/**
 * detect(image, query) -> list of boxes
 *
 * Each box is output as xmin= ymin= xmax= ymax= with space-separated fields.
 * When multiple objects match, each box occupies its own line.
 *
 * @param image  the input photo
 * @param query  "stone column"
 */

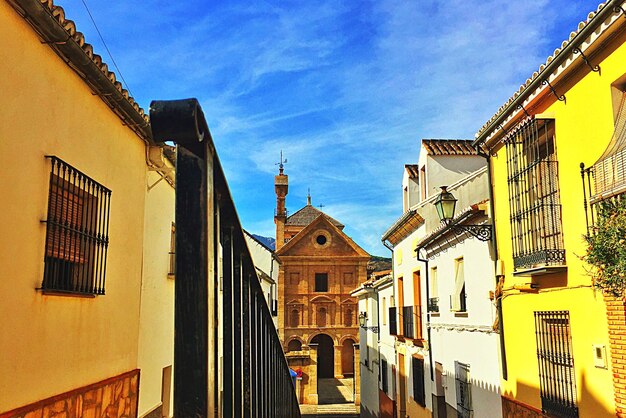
xmin=307 ymin=344 xmax=319 ymax=405
xmin=334 ymin=344 xmax=343 ymax=378
xmin=354 ymin=343 xmax=361 ymax=406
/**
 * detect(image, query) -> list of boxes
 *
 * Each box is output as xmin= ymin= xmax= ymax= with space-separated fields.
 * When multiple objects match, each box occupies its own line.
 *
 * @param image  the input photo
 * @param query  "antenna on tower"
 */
xmin=275 ymin=150 xmax=288 ymax=174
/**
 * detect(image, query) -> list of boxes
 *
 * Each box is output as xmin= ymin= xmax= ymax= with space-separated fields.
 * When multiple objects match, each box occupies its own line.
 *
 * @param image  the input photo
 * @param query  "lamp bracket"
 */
xmin=445 ymin=223 xmax=493 ymax=242
xmin=541 ymin=79 xmax=566 ymax=102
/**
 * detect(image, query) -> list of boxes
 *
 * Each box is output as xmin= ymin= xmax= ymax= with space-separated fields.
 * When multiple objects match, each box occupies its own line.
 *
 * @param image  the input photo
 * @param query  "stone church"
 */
xmin=273 ymin=164 xmax=370 ymax=404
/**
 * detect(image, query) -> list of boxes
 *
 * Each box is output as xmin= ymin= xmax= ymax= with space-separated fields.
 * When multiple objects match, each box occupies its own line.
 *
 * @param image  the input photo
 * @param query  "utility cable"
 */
xmin=79 ymin=0 xmax=134 ymax=98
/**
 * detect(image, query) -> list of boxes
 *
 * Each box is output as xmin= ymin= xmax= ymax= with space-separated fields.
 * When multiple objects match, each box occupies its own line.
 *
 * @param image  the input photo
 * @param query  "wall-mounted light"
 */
xmin=433 ymin=186 xmax=492 ymax=242
xmin=358 ymin=311 xmax=378 ymax=333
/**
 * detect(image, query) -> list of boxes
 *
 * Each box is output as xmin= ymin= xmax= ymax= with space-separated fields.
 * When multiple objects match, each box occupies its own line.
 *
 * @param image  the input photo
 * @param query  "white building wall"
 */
xmin=356 ymin=291 xmax=380 ymax=418
xmin=376 ymin=279 xmax=397 ymax=407
xmin=244 ymin=232 xmax=279 ymax=326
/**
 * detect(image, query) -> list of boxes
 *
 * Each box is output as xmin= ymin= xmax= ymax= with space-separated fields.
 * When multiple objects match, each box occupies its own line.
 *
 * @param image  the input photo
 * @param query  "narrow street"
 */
xmin=300 ymin=378 xmax=359 ymax=417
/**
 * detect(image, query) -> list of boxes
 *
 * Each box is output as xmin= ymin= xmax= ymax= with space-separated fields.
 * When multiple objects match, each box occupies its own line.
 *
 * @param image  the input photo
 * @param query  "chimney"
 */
xmin=275 ymin=168 xmax=288 ymax=250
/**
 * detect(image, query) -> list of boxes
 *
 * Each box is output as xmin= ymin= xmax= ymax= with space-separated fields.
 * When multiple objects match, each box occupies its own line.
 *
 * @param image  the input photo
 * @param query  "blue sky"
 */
xmin=58 ymin=0 xmax=599 ymax=256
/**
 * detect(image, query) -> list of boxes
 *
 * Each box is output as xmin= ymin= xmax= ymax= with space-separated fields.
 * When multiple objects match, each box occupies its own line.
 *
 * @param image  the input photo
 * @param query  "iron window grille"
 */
xmin=41 ymin=156 xmax=111 ymax=295
xmin=389 ymin=307 xmax=398 ymax=335
xmin=505 ymin=118 xmax=565 ymax=270
xmin=315 ymin=272 xmax=328 ymax=292
xmin=412 ymin=356 xmax=426 ymax=407
xmin=168 ymin=222 xmax=176 ymax=276
xmin=455 ymin=361 xmax=472 ymax=418
xmin=534 ymin=311 xmax=579 ymax=418
xmin=402 ymin=306 xmax=415 ymax=338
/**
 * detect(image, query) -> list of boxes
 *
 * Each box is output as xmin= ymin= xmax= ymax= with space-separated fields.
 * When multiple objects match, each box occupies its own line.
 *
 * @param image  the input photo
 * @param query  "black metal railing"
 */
xmin=389 ymin=307 xmax=398 ymax=335
xmin=41 ymin=156 xmax=111 ymax=295
xmin=428 ymin=297 xmax=439 ymax=313
xmin=505 ymin=119 xmax=566 ymax=270
xmin=455 ymin=361 xmax=472 ymax=418
xmin=151 ymin=99 xmax=300 ymax=417
xmin=534 ymin=311 xmax=578 ymax=418
xmin=168 ymin=222 xmax=176 ymax=276
xmin=402 ymin=306 xmax=414 ymax=339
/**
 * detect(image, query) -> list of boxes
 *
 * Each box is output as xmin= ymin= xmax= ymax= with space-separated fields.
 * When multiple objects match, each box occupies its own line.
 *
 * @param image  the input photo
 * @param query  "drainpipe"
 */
xmin=415 ymin=248 xmax=434 ymax=382
xmin=476 ymin=148 xmax=508 ymax=380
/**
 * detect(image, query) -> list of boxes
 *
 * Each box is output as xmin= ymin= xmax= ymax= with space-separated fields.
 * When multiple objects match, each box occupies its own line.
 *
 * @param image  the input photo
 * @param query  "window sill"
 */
xmin=513 ymin=265 xmax=567 ymax=277
xmin=453 ymin=311 xmax=468 ymax=318
xmin=429 ymin=312 xmax=440 ymax=317
xmin=39 ymin=289 xmax=98 ymax=298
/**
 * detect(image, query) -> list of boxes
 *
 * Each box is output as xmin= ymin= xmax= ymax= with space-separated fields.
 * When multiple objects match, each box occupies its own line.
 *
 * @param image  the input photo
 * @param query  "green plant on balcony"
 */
xmin=584 ymin=198 xmax=626 ymax=297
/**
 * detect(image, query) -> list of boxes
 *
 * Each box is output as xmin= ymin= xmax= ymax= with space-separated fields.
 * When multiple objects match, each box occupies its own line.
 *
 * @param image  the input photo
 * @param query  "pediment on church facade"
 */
xmin=310 ymin=295 xmax=335 ymax=303
xmin=276 ymin=214 xmax=370 ymax=258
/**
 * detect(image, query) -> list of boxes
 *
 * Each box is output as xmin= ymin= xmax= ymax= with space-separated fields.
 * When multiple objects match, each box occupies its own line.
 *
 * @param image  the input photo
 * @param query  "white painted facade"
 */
xmin=244 ymin=231 xmax=279 ymax=327
xmin=352 ymin=284 xmax=380 ymax=418
xmin=375 ymin=276 xmax=397 ymax=416
xmin=383 ymin=140 xmax=502 ymax=418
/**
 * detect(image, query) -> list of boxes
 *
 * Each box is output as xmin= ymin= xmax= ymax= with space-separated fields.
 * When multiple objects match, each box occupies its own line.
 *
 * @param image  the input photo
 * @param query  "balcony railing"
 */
xmin=389 ymin=307 xmax=398 ymax=335
xmin=151 ymin=99 xmax=300 ymax=417
xmin=428 ymin=297 xmax=439 ymax=313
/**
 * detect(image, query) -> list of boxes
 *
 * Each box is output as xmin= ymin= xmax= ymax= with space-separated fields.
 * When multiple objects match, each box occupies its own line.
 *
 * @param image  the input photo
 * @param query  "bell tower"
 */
xmin=274 ymin=152 xmax=288 ymax=250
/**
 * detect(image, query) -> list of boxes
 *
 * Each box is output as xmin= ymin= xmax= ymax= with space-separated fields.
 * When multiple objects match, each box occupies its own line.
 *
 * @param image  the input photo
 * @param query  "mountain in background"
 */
xmin=251 ymin=234 xmax=276 ymax=251
xmin=368 ymin=255 xmax=392 ymax=273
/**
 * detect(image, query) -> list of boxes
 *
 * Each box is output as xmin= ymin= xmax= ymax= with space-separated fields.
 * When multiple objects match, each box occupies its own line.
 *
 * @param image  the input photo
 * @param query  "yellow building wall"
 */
xmin=137 ymin=169 xmax=175 ymax=417
xmin=0 ymin=1 xmax=147 ymax=412
xmin=489 ymin=29 xmax=626 ymax=417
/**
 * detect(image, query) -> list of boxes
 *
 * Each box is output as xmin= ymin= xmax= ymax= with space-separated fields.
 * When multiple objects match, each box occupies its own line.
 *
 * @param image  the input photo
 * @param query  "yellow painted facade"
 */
xmin=485 ymin=15 xmax=626 ymax=418
xmin=0 ymin=1 xmax=175 ymax=416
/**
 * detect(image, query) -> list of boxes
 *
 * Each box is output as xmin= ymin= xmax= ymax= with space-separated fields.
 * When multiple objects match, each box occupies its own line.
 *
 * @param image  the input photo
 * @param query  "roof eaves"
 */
xmin=9 ymin=0 xmax=152 ymax=142
xmin=473 ymin=0 xmax=615 ymax=147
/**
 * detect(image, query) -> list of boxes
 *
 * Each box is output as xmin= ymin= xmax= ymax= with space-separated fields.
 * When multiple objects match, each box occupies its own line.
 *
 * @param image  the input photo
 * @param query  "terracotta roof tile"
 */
xmin=405 ymin=164 xmax=420 ymax=178
xmin=19 ymin=0 xmax=150 ymax=132
xmin=286 ymin=205 xmax=344 ymax=228
xmin=422 ymin=139 xmax=477 ymax=156
xmin=475 ymin=1 xmax=610 ymax=140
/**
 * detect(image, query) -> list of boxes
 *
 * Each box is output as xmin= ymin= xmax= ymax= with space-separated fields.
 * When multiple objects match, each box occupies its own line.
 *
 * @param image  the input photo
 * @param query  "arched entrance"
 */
xmin=311 ymin=334 xmax=334 ymax=378
xmin=341 ymin=338 xmax=355 ymax=376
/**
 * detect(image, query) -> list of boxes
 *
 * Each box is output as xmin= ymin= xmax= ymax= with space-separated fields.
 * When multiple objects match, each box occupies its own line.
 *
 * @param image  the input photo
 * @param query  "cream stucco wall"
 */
xmin=0 ymin=1 xmax=148 ymax=411
xmin=355 ymin=289 xmax=380 ymax=418
xmin=137 ymin=168 xmax=175 ymax=417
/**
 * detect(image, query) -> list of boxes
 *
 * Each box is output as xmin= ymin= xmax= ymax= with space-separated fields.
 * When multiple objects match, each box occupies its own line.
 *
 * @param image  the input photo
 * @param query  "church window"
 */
xmin=316 ymin=234 xmax=327 ymax=245
xmin=315 ymin=273 xmax=328 ymax=292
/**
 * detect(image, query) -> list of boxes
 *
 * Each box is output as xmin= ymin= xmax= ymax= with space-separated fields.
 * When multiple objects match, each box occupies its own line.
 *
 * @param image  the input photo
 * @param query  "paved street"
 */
xmin=300 ymin=378 xmax=359 ymax=417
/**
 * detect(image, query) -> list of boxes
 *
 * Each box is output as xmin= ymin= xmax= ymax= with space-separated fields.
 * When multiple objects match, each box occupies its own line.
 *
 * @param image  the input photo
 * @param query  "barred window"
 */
xmin=535 ymin=311 xmax=578 ymax=418
xmin=412 ymin=356 xmax=426 ymax=407
xmin=42 ymin=156 xmax=111 ymax=295
xmin=455 ymin=361 xmax=472 ymax=418
xmin=505 ymin=118 xmax=565 ymax=270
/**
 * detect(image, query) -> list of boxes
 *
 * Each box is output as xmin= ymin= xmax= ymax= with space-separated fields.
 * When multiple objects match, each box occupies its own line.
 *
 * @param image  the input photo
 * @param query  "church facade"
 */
xmin=273 ymin=165 xmax=370 ymax=404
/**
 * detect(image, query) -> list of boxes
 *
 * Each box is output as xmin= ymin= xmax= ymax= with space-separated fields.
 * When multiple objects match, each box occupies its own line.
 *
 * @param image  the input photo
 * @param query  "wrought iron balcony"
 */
xmin=428 ymin=297 xmax=440 ymax=313
xmin=151 ymin=99 xmax=300 ymax=417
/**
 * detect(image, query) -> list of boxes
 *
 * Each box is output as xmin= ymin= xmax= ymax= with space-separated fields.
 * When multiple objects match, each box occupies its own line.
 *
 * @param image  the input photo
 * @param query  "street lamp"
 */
xmin=358 ymin=311 xmax=378 ymax=333
xmin=432 ymin=186 xmax=492 ymax=242
xmin=433 ymin=186 xmax=457 ymax=224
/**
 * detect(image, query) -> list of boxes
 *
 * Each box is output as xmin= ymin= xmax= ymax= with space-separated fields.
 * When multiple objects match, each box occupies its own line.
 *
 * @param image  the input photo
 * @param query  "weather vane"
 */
xmin=275 ymin=150 xmax=287 ymax=174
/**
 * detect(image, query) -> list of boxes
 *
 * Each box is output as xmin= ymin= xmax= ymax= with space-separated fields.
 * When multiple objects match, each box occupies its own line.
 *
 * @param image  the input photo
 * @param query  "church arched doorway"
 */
xmin=311 ymin=334 xmax=334 ymax=378
xmin=341 ymin=338 xmax=355 ymax=376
